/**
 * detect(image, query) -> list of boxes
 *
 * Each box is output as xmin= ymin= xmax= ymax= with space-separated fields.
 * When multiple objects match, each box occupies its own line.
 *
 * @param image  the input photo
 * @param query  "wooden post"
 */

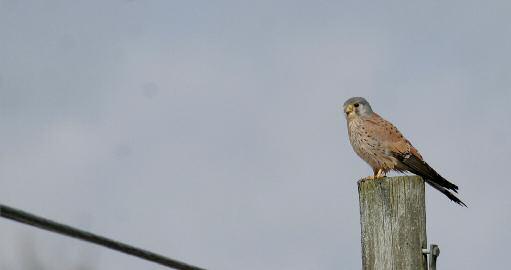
xmin=358 ymin=176 xmax=428 ymax=270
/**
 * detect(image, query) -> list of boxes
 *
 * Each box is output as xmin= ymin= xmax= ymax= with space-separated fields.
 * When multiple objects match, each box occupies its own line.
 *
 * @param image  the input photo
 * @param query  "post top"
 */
xmin=357 ymin=175 xmax=423 ymax=186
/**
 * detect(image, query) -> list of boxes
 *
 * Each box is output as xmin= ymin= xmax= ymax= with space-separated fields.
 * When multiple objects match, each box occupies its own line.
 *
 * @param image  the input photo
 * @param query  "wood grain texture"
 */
xmin=358 ymin=176 xmax=427 ymax=270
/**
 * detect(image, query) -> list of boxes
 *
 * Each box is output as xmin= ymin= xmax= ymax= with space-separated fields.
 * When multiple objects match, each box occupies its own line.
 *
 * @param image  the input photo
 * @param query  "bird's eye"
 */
xmin=354 ymin=103 xmax=360 ymax=108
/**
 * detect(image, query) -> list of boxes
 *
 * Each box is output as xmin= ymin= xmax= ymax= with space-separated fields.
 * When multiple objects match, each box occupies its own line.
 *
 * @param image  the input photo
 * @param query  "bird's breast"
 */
xmin=347 ymin=118 xmax=396 ymax=170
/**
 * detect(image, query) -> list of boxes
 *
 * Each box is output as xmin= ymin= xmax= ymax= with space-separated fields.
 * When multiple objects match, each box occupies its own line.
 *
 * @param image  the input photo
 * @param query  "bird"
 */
xmin=342 ymin=97 xmax=466 ymax=206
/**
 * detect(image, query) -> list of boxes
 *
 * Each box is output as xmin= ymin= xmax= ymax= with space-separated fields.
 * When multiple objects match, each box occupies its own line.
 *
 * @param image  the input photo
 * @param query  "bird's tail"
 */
xmin=424 ymin=179 xmax=467 ymax=207
xmin=394 ymin=153 xmax=467 ymax=207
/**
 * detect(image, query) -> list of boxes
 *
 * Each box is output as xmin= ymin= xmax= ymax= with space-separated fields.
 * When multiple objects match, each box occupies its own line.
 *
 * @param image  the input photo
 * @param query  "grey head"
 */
xmin=343 ymin=97 xmax=373 ymax=118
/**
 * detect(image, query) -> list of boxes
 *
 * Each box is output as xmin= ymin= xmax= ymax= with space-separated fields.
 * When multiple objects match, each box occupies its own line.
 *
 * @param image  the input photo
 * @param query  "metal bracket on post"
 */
xmin=422 ymin=244 xmax=440 ymax=270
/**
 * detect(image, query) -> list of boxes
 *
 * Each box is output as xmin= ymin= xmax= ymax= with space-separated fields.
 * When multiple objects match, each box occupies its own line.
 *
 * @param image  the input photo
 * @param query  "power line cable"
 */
xmin=0 ymin=204 xmax=207 ymax=270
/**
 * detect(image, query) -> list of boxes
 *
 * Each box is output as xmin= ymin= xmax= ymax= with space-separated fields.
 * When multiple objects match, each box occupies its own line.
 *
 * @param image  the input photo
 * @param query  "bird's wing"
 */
xmin=365 ymin=113 xmax=462 ymax=195
xmin=392 ymin=151 xmax=459 ymax=192
xmin=364 ymin=113 xmax=422 ymax=158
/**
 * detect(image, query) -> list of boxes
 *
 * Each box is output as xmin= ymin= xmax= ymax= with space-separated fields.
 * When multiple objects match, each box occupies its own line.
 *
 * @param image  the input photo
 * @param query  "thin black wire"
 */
xmin=0 ymin=204 xmax=207 ymax=270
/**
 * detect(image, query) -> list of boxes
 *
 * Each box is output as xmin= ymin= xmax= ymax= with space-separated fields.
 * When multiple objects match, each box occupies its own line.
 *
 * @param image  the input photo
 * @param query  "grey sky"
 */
xmin=1 ymin=1 xmax=510 ymax=269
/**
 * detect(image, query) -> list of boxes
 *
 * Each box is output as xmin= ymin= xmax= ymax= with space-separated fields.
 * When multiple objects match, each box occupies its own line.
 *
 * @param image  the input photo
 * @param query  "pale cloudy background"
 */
xmin=0 ymin=1 xmax=510 ymax=269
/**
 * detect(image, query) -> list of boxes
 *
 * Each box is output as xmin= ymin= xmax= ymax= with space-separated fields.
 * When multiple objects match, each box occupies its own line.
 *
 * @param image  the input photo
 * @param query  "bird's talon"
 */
xmin=374 ymin=169 xmax=386 ymax=179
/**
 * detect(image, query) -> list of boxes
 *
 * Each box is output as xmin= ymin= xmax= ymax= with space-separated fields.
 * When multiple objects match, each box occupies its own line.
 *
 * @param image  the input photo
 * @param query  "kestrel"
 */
xmin=342 ymin=97 xmax=466 ymax=206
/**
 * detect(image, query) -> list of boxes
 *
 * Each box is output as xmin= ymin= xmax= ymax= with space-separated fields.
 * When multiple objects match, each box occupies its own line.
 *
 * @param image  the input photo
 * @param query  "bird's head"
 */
xmin=342 ymin=97 xmax=373 ymax=119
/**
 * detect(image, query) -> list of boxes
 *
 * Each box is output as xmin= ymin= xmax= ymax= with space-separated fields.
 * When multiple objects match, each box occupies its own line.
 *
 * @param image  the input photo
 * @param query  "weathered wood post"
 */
xmin=358 ymin=175 xmax=428 ymax=270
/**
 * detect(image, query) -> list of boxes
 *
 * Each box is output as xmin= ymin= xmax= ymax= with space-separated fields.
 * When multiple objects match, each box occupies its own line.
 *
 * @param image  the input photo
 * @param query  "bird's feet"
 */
xmin=362 ymin=169 xmax=386 ymax=180
xmin=362 ymin=175 xmax=377 ymax=180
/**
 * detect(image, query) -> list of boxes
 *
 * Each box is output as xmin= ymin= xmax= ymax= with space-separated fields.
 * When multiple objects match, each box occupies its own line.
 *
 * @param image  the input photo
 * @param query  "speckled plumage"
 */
xmin=348 ymin=114 xmax=406 ymax=175
xmin=342 ymin=97 xmax=466 ymax=206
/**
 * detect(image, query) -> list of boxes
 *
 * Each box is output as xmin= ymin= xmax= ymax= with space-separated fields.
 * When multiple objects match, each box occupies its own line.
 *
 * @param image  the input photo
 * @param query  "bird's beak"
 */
xmin=345 ymin=104 xmax=354 ymax=115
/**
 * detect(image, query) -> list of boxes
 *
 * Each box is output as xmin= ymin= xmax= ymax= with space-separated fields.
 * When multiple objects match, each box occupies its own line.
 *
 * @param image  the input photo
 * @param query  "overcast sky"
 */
xmin=1 ymin=1 xmax=510 ymax=269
